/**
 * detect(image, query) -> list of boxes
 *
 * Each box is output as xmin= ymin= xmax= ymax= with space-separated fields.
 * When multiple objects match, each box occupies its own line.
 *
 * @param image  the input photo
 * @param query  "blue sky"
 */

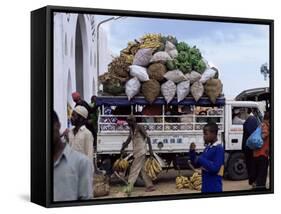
xmin=97 ymin=15 xmax=270 ymax=99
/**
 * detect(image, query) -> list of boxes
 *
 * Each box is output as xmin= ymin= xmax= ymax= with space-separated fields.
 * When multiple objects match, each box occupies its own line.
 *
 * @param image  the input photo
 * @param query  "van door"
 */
xmin=225 ymin=104 xmax=262 ymax=151
xmin=225 ymin=105 xmax=245 ymax=151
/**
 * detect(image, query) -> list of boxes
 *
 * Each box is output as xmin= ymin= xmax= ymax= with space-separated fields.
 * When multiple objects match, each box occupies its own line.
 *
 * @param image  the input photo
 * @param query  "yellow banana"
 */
xmin=176 ymin=175 xmax=191 ymax=190
xmin=113 ymin=158 xmax=129 ymax=172
xmin=145 ymin=158 xmax=151 ymax=173
xmin=193 ymin=180 xmax=201 ymax=187
xmin=149 ymin=165 xmax=156 ymax=180
xmin=124 ymin=161 xmax=129 ymax=170
xmin=121 ymin=159 xmax=129 ymax=171
xmin=154 ymin=160 xmax=162 ymax=173
xmin=147 ymin=169 xmax=152 ymax=178
xmin=120 ymin=160 xmax=125 ymax=170
xmin=118 ymin=160 xmax=122 ymax=168
xmin=190 ymin=183 xmax=194 ymax=189
xmin=194 ymin=185 xmax=201 ymax=191
xmin=176 ymin=183 xmax=184 ymax=189
xmin=151 ymin=160 xmax=160 ymax=174
xmin=183 ymin=177 xmax=189 ymax=183
xmin=113 ymin=159 xmax=120 ymax=170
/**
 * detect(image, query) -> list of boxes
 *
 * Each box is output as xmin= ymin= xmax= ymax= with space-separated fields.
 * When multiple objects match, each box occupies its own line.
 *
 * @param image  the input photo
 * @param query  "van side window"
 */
xmin=232 ymin=107 xmax=246 ymax=125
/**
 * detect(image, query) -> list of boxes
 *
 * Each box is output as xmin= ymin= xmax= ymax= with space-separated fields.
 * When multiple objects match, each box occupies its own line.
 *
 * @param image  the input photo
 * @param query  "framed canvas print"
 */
xmin=31 ymin=5 xmax=274 ymax=207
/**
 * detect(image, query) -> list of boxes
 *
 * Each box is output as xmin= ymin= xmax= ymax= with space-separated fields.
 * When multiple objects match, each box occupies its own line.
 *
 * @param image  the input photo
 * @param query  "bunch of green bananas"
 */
xmin=145 ymin=157 xmax=162 ymax=180
xmin=175 ymin=175 xmax=190 ymax=189
xmin=140 ymin=33 xmax=162 ymax=50
xmin=113 ymin=158 xmax=129 ymax=172
xmin=189 ymin=172 xmax=202 ymax=191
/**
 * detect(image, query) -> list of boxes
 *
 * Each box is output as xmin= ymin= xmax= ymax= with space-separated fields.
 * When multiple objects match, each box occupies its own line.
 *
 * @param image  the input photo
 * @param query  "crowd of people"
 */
xmin=53 ymin=92 xmax=98 ymax=201
xmin=53 ymin=92 xmax=271 ymax=201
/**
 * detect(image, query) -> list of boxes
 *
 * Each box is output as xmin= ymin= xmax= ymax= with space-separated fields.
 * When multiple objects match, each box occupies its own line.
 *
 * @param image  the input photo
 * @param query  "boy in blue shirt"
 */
xmin=189 ymin=122 xmax=224 ymax=193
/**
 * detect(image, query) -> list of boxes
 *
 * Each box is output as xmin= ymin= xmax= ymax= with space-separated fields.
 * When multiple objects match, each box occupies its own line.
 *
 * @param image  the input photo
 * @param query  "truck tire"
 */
xmin=226 ymin=152 xmax=248 ymax=180
xmin=101 ymin=158 xmax=113 ymax=175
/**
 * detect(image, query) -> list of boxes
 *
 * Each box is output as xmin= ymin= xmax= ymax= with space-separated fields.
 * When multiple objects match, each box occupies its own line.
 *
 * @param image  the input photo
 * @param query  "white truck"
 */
xmin=95 ymin=95 xmax=263 ymax=180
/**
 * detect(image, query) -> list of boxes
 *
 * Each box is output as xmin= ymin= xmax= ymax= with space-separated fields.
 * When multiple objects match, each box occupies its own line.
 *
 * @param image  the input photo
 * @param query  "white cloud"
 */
xmin=186 ymin=28 xmax=269 ymax=98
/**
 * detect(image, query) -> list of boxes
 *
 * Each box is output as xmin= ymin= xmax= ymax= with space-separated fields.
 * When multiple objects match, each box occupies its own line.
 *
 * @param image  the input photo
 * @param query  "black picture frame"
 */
xmin=31 ymin=5 xmax=274 ymax=208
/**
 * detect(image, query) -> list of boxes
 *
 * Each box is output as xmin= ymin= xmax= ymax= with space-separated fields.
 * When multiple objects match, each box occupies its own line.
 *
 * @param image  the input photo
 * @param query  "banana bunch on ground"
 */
xmin=113 ymin=158 xmax=129 ymax=172
xmin=189 ymin=172 xmax=202 ymax=191
xmin=139 ymin=33 xmax=162 ymax=50
xmin=176 ymin=175 xmax=190 ymax=189
xmin=145 ymin=157 xmax=162 ymax=180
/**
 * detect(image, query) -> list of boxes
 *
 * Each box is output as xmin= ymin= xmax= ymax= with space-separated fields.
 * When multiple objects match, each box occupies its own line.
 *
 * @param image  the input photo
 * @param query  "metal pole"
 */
xmin=96 ymin=16 xmax=123 ymax=94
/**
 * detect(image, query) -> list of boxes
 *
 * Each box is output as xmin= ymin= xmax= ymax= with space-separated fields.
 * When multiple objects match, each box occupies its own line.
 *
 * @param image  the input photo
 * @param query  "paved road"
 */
xmin=96 ymin=169 xmax=269 ymax=199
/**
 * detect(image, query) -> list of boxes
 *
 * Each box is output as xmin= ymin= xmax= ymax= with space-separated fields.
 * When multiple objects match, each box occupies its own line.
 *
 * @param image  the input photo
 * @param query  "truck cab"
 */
xmin=223 ymin=100 xmax=263 ymax=180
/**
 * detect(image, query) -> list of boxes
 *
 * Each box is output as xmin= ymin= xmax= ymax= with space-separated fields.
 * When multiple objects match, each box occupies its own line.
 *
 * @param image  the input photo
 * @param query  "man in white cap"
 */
xmin=68 ymin=106 xmax=94 ymax=164
xmin=232 ymin=108 xmax=245 ymax=125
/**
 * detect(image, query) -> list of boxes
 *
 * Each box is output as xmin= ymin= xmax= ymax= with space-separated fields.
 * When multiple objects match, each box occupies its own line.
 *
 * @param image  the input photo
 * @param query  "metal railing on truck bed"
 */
xmin=96 ymin=96 xmax=225 ymax=133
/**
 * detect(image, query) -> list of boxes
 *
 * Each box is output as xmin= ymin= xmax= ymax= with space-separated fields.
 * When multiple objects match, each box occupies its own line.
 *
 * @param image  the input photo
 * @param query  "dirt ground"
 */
xmin=96 ymin=169 xmax=270 ymax=199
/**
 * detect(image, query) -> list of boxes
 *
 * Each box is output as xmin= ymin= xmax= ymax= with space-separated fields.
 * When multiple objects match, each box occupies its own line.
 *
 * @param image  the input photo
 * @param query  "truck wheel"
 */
xmin=101 ymin=158 xmax=113 ymax=175
xmin=227 ymin=152 xmax=248 ymax=180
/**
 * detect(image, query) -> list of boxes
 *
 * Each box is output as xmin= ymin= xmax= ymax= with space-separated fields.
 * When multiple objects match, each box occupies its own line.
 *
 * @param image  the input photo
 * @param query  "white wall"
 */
xmin=53 ymin=13 xmax=110 ymax=130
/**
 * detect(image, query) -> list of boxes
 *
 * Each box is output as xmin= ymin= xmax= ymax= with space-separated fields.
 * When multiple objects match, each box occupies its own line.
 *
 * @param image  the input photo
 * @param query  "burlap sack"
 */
xmin=102 ymin=78 xmax=125 ymax=95
xmin=93 ymin=175 xmax=110 ymax=197
xmin=133 ymin=48 xmax=153 ymax=67
xmin=168 ymin=49 xmax=178 ymax=59
xmin=164 ymin=69 xmax=187 ymax=83
xmin=150 ymin=51 xmax=172 ymax=63
xmin=161 ymin=80 xmax=177 ymax=103
xmin=199 ymin=68 xmax=217 ymax=84
xmin=189 ymin=71 xmax=202 ymax=84
xmin=147 ymin=63 xmax=167 ymax=81
xmin=125 ymin=77 xmax=141 ymax=100
xmin=142 ymin=79 xmax=161 ymax=104
xmin=204 ymin=79 xmax=223 ymax=104
xmin=177 ymin=80 xmax=190 ymax=102
xmin=129 ymin=65 xmax=149 ymax=82
xmin=191 ymin=81 xmax=204 ymax=102
xmin=165 ymin=41 xmax=176 ymax=52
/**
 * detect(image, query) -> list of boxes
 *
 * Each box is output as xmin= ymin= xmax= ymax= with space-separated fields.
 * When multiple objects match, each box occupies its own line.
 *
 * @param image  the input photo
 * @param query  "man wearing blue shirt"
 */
xmin=53 ymin=111 xmax=93 ymax=201
xmin=189 ymin=122 xmax=224 ymax=193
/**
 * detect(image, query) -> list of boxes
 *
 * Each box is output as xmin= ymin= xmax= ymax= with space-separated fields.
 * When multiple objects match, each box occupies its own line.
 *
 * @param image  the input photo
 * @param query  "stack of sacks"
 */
xmin=99 ymin=33 xmax=222 ymax=104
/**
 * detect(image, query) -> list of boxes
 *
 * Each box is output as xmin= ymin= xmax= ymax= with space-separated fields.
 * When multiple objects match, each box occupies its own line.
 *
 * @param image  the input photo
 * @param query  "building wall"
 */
xmin=53 ymin=12 xmax=111 ymax=131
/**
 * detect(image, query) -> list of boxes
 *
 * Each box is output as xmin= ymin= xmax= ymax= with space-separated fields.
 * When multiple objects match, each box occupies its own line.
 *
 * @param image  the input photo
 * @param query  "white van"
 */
xmin=95 ymin=96 xmax=263 ymax=180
